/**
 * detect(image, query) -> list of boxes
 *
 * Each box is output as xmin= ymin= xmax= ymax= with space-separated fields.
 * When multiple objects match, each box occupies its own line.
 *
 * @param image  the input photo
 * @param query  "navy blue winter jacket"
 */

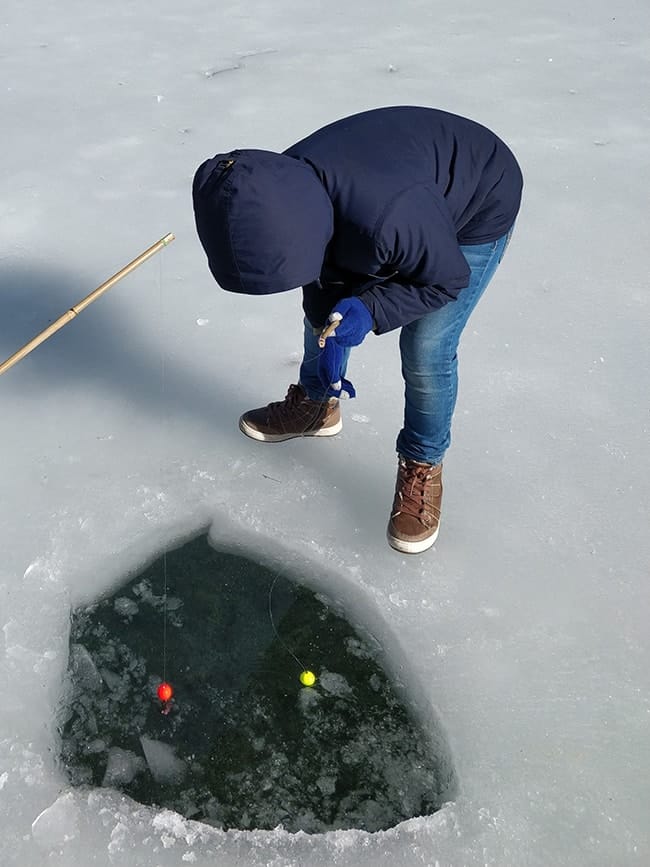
xmin=193 ymin=106 xmax=522 ymax=334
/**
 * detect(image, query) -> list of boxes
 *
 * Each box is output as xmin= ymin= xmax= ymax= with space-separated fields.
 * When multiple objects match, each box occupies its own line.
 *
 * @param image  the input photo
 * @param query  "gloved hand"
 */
xmin=317 ymin=297 xmax=374 ymax=398
xmin=323 ymin=296 xmax=374 ymax=346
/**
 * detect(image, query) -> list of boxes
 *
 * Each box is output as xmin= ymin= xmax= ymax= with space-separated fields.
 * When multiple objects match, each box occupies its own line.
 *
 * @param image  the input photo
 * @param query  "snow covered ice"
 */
xmin=1 ymin=0 xmax=649 ymax=865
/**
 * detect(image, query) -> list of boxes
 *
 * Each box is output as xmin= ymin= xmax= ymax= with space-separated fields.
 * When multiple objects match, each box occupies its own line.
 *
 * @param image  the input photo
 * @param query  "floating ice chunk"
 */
xmin=319 ymin=671 xmax=353 ymax=698
xmin=100 ymin=667 xmax=126 ymax=694
xmin=102 ymin=747 xmax=145 ymax=787
xmin=31 ymin=792 xmax=79 ymax=848
xmin=131 ymin=580 xmax=182 ymax=614
xmin=140 ymin=736 xmax=187 ymax=784
xmin=114 ymin=597 xmax=139 ymax=619
xmin=69 ymin=643 xmax=103 ymax=691
xmin=298 ymin=686 xmax=321 ymax=712
xmin=317 ymin=775 xmax=337 ymax=795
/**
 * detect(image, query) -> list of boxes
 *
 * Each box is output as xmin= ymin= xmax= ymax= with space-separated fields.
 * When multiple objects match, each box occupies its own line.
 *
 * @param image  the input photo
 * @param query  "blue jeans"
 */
xmin=300 ymin=229 xmax=513 ymax=464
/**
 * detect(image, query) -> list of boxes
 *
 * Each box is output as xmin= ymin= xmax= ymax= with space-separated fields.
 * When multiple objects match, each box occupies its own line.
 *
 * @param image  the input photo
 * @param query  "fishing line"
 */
xmin=286 ymin=338 xmax=348 ymax=439
xmin=267 ymin=572 xmax=321 ymax=691
xmin=267 ymin=573 xmax=305 ymax=669
xmin=157 ymin=255 xmax=172 ymax=707
xmin=262 ymin=335 xmax=345 ymax=672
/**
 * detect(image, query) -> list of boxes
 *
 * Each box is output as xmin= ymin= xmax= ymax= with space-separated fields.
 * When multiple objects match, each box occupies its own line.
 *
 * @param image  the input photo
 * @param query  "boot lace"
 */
xmin=266 ymin=384 xmax=327 ymax=430
xmin=392 ymin=459 xmax=441 ymax=527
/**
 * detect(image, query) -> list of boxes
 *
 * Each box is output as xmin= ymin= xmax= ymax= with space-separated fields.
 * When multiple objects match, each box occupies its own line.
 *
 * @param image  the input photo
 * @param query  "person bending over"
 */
xmin=193 ymin=106 xmax=523 ymax=554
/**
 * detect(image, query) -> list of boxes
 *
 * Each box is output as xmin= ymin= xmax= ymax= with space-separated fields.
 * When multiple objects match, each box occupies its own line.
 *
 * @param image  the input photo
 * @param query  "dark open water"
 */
xmin=60 ymin=535 xmax=447 ymax=833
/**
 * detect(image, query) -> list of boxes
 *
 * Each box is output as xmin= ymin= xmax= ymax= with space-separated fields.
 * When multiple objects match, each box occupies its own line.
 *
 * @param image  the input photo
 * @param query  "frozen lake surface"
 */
xmin=1 ymin=0 xmax=648 ymax=864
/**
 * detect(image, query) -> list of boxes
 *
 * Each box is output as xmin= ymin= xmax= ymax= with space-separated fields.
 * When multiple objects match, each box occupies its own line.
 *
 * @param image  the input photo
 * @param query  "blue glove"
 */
xmin=318 ymin=338 xmax=355 ymax=398
xmin=317 ymin=297 xmax=373 ymax=398
xmin=325 ymin=296 xmax=374 ymax=346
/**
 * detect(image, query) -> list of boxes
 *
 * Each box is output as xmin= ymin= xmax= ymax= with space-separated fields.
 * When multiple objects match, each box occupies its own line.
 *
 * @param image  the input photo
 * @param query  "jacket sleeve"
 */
xmin=358 ymin=184 xmax=471 ymax=334
xmin=360 ymin=277 xmax=466 ymax=334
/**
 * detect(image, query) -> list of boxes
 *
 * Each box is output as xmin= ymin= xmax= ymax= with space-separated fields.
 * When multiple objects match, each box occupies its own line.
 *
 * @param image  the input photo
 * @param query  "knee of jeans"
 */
xmin=401 ymin=326 xmax=458 ymax=359
xmin=401 ymin=350 xmax=458 ymax=380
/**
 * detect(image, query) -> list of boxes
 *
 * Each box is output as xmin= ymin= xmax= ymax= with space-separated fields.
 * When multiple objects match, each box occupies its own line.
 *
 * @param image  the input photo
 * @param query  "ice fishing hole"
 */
xmin=59 ymin=534 xmax=454 ymax=833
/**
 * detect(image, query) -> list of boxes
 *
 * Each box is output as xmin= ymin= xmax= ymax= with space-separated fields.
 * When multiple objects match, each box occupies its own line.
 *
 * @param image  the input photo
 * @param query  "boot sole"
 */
xmin=386 ymin=526 xmax=439 ymax=554
xmin=239 ymin=416 xmax=343 ymax=442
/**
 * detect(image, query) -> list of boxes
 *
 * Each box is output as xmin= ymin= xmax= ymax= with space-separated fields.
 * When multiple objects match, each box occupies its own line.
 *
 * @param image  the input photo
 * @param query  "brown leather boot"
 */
xmin=387 ymin=457 xmax=442 ymax=553
xmin=239 ymin=384 xmax=342 ymax=442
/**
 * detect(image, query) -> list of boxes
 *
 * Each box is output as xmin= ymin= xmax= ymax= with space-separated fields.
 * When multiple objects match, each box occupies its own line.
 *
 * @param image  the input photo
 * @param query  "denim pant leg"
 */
xmin=396 ymin=231 xmax=512 ymax=464
xmin=299 ymin=318 xmax=351 ymax=400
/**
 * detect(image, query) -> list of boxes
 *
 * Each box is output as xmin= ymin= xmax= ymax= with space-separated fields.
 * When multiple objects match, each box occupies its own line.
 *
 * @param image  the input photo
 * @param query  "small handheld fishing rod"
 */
xmin=0 ymin=233 xmax=175 ymax=377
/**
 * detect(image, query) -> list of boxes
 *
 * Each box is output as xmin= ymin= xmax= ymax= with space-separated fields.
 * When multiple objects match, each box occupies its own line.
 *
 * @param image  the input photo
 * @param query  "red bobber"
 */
xmin=157 ymin=681 xmax=173 ymax=702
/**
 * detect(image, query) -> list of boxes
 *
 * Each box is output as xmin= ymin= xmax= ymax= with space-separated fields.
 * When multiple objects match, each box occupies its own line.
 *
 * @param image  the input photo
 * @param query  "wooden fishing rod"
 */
xmin=0 ymin=232 xmax=175 ymax=377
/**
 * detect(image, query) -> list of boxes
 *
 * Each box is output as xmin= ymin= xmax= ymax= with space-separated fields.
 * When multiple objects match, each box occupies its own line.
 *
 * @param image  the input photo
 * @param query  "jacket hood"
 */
xmin=192 ymin=149 xmax=334 ymax=295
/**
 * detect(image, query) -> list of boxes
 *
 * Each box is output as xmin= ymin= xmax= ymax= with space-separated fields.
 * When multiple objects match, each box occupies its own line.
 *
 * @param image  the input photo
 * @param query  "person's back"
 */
xmin=284 ymin=106 xmax=522 ymax=244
